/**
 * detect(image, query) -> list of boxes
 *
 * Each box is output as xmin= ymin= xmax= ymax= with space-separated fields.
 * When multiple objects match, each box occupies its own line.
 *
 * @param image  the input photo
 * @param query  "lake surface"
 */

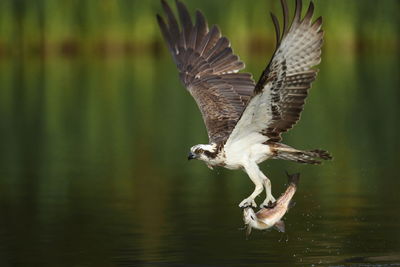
xmin=0 ymin=51 xmax=399 ymax=266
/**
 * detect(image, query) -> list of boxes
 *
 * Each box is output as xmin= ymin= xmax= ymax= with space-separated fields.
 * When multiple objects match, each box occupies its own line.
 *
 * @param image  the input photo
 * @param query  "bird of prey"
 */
xmin=157 ymin=0 xmax=331 ymax=208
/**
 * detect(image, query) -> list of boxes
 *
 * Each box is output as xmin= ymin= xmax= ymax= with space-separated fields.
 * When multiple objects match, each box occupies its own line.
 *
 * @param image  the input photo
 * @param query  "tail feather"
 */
xmin=309 ymin=149 xmax=332 ymax=160
xmin=271 ymin=143 xmax=332 ymax=165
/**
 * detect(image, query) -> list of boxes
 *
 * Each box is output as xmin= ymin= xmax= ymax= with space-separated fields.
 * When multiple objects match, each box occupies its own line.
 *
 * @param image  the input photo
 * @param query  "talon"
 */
xmin=266 ymin=201 xmax=277 ymax=208
xmin=239 ymin=198 xmax=257 ymax=208
xmin=260 ymin=200 xmax=277 ymax=209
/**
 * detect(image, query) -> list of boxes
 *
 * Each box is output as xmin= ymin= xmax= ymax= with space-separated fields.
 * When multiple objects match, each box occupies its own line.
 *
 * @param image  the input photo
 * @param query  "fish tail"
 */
xmin=245 ymin=224 xmax=252 ymax=238
xmin=285 ymin=171 xmax=300 ymax=187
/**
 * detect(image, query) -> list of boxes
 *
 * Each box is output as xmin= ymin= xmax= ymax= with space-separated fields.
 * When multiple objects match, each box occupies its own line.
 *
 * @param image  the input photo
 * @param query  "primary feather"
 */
xmin=158 ymin=0 xmax=330 ymax=209
xmin=158 ymin=0 xmax=323 ymax=145
xmin=157 ymin=0 xmax=255 ymax=144
xmin=228 ymin=0 xmax=323 ymax=144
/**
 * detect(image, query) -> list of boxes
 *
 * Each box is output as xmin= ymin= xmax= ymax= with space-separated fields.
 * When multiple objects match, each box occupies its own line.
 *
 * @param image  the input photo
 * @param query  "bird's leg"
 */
xmin=239 ymin=162 xmax=264 ymax=208
xmin=259 ymin=170 xmax=276 ymax=208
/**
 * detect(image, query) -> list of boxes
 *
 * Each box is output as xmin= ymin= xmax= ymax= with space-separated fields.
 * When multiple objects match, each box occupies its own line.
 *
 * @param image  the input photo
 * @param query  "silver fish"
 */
xmin=243 ymin=172 xmax=300 ymax=236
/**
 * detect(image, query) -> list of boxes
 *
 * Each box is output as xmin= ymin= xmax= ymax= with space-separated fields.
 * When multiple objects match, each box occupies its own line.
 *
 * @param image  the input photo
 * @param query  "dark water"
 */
xmin=0 ymin=51 xmax=399 ymax=266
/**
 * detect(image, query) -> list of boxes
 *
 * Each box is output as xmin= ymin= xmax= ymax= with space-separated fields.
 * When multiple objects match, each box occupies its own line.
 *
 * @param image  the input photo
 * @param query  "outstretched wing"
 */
xmin=228 ymin=0 xmax=323 ymax=144
xmin=157 ymin=0 xmax=255 ymax=144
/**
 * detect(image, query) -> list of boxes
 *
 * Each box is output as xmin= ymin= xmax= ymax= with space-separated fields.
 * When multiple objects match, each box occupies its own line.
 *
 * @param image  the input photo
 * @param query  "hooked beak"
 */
xmin=188 ymin=152 xmax=196 ymax=160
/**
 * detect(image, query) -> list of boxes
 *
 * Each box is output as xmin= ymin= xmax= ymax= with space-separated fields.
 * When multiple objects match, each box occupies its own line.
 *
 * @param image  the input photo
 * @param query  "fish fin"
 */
xmin=274 ymin=220 xmax=285 ymax=232
xmin=245 ymin=224 xmax=252 ymax=238
xmin=285 ymin=171 xmax=300 ymax=187
xmin=288 ymin=200 xmax=296 ymax=211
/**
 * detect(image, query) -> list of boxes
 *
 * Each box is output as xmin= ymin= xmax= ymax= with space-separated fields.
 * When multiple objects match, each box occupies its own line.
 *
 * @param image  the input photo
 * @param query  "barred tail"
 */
xmin=271 ymin=143 xmax=333 ymax=165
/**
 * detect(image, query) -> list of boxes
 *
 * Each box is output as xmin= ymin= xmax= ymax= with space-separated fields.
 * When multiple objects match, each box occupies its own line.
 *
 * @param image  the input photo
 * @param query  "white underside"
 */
xmin=224 ymin=132 xmax=272 ymax=170
xmin=200 ymin=86 xmax=278 ymax=207
xmin=219 ymin=132 xmax=276 ymax=208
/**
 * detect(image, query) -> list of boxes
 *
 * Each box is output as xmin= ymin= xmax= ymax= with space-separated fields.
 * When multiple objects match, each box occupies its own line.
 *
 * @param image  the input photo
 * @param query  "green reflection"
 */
xmin=0 ymin=0 xmax=399 ymax=266
xmin=0 ymin=0 xmax=398 ymax=56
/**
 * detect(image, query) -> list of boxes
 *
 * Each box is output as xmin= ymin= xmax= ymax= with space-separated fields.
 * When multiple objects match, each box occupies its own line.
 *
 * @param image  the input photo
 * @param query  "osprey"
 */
xmin=157 ymin=0 xmax=331 ymax=208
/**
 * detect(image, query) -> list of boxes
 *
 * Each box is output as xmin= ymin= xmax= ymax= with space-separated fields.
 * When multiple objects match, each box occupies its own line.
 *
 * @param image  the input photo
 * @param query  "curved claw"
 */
xmin=261 ymin=200 xmax=277 ymax=209
xmin=239 ymin=198 xmax=257 ymax=208
xmin=260 ymin=194 xmax=277 ymax=209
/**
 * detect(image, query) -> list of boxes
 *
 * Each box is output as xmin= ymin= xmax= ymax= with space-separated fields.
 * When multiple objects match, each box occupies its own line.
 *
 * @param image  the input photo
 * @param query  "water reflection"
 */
xmin=0 ymin=51 xmax=399 ymax=266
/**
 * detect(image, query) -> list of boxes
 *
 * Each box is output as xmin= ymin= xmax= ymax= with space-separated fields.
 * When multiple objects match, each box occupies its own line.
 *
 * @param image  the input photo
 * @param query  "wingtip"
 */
xmin=270 ymin=12 xmax=281 ymax=46
xmin=195 ymin=9 xmax=207 ymax=27
xmin=294 ymin=0 xmax=302 ymax=22
xmin=309 ymin=1 xmax=315 ymax=14
xmin=314 ymin=16 xmax=323 ymax=26
xmin=209 ymin=24 xmax=221 ymax=35
xmin=280 ymin=0 xmax=288 ymax=6
xmin=303 ymin=1 xmax=315 ymax=22
xmin=195 ymin=9 xmax=206 ymax=21
xmin=161 ymin=0 xmax=169 ymax=10
xmin=175 ymin=0 xmax=193 ymax=28
xmin=175 ymin=0 xmax=184 ymax=9
xmin=156 ymin=13 xmax=165 ymax=27
xmin=309 ymin=1 xmax=315 ymax=11
xmin=280 ymin=0 xmax=289 ymax=36
xmin=161 ymin=0 xmax=173 ymax=17
xmin=269 ymin=11 xmax=276 ymax=22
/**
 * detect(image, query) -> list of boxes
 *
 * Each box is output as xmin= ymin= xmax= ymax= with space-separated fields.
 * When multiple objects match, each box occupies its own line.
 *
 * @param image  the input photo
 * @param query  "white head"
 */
xmin=188 ymin=143 xmax=218 ymax=162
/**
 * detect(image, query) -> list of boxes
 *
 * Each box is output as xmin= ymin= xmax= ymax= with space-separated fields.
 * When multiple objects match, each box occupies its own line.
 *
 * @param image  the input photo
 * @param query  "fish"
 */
xmin=243 ymin=172 xmax=300 ymax=236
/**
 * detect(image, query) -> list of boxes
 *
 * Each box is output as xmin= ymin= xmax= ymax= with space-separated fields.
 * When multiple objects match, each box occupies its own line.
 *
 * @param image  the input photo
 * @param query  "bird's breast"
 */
xmin=223 ymin=139 xmax=273 ymax=168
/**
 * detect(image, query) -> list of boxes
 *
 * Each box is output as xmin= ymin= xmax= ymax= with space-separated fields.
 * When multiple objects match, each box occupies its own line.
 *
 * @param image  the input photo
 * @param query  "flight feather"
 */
xmin=228 ymin=0 xmax=323 ymax=143
xmin=157 ymin=0 xmax=255 ymax=144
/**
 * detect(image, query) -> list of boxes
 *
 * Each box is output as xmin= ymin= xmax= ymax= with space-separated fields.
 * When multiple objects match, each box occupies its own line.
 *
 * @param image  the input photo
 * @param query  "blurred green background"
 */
xmin=0 ymin=0 xmax=398 ymax=57
xmin=0 ymin=0 xmax=399 ymax=266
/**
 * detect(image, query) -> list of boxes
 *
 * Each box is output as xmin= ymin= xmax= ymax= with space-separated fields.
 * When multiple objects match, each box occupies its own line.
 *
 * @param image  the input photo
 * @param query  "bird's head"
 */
xmin=188 ymin=144 xmax=218 ymax=162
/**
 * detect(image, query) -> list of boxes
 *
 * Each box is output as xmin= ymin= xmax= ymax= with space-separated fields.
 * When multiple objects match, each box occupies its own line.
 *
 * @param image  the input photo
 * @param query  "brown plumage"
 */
xmin=158 ymin=0 xmax=331 ymax=209
xmin=255 ymin=0 xmax=324 ymax=142
xmin=157 ymin=0 xmax=323 ymax=145
xmin=157 ymin=0 xmax=255 ymax=144
xmin=266 ymin=141 xmax=332 ymax=165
